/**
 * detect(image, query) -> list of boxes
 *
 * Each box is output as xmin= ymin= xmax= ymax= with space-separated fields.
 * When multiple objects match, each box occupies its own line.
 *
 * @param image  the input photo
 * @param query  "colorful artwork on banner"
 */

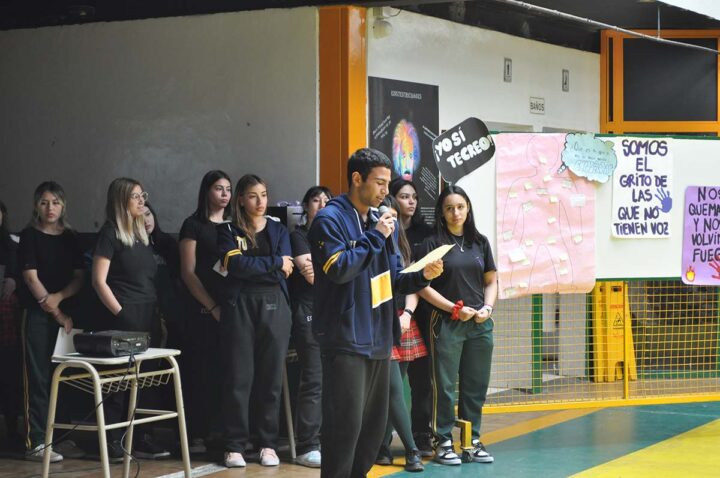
xmin=681 ymin=186 xmax=720 ymax=285
xmin=495 ymin=133 xmax=596 ymax=299
xmin=368 ymin=77 xmax=439 ymax=224
xmin=611 ymin=138 xmax=674 ymax=238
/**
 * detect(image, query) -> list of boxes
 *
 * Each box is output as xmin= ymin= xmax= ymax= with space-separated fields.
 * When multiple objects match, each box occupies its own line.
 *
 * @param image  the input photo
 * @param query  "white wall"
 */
xmin=663 ymin=0 xmax=720 ymax=20
xmin=368 ymin=10 xmax=599 ymax=261
xmin=367 ymin=10 xmax=599 ymax=135
xmin=0 ymin=8 xmax=318 ymax=232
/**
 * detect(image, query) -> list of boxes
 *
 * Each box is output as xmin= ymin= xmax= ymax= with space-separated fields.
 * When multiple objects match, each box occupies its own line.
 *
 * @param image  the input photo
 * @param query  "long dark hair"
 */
xmin=382 ymin=196 xmax=412 ymax=267
xmin=232 ymin=174 xmax=266 ymax=248
xmin=0 ymin=199 xmax=9 ymax=240
xmin=433 ymin=185 xmax=483 ymax=244
xmin=144 ymin=202 xmax=180 ymax=278
xmin=390 ymin=177 xmax=426 ymax=227
xmin=143 ymin=202 xmax=164 ymax=238
xmin=194 ymin=170 xmax=232 ymax=222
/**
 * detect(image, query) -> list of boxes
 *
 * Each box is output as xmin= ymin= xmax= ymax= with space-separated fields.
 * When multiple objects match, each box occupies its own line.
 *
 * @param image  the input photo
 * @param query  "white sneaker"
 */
xmin=259 ymin=447 xmax=280 ymax=466
xmin=224 ymin=451 xmax=246 ymax=468
xmin=295 ymin=449 xmax=321 ymax=468
xmin=471 ymin=440 xmax=494 ymax=463
xmin=26 ymin=444 xmax=63 ymax=463
xmin=433 ymin=440 xmax=461 ymax=466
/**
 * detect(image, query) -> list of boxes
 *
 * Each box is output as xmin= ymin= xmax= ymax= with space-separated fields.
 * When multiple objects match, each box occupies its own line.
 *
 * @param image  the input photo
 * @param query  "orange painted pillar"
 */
xmin=319 ymin=6 xmax=367 ymax=195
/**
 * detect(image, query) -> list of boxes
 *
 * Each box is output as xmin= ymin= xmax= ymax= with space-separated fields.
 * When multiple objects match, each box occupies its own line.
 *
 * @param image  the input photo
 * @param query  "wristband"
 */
xmin=482 ymin=304 xmax=494 ymax=313
xmin=403 ymin=308 xmax=414 ymax=316
xmin=450 ymin=300 xmax=464 ymax=321
xmin=209 ymin=304 xmax=219 ymax=312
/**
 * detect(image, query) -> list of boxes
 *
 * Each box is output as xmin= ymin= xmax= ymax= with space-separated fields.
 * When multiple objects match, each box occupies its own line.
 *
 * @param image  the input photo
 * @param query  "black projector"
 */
xmin=74 ymin=330 xmax=150 ymax=357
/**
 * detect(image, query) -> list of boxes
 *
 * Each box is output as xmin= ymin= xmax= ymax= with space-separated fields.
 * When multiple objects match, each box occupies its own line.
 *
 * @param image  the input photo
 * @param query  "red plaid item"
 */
xmin=392 ymin=316 xmax=428 ymax=362
xmin=0 ymin=293 xmax=19 ymax=347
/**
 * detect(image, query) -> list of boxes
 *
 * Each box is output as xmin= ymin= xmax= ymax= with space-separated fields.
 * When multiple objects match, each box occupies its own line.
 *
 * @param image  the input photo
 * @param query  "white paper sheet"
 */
xmin=213 ymin=259 xmax=229 ymax=277
xmin=53 ymin=328 xmax=83 ymax=356
xmin=401 ymin=244 xmax=455 ymax=273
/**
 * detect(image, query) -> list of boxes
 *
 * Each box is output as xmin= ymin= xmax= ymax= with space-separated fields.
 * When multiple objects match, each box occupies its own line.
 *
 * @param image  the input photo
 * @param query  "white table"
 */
xmin=43 ymin=348 xmax=191 ymax=478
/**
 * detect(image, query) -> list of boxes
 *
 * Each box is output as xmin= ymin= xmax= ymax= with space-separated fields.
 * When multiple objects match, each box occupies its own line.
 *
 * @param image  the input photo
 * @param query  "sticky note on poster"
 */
xmin=560 ymin=133 xmax=617 ymax=183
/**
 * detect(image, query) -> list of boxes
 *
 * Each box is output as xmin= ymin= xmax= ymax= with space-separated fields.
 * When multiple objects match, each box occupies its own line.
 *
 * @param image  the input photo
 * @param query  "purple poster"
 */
xmin=682 ymin=186 xmax=720 ymax=285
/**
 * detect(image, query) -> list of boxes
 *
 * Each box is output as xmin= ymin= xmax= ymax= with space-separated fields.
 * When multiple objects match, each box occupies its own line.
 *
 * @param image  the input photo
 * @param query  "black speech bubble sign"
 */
xmin=432 ymin=117 xmax=495 ymax=183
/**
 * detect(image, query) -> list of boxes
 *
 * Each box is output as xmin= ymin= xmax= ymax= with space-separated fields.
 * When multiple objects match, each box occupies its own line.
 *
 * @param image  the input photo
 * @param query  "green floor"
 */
xmin=384 ymin=401 xmax=720 ymax=477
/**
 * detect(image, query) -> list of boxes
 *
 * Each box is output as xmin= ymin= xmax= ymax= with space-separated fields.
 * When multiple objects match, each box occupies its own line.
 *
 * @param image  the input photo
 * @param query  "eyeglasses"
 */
xmin=130 ymin=191 xmax=149 ymax=202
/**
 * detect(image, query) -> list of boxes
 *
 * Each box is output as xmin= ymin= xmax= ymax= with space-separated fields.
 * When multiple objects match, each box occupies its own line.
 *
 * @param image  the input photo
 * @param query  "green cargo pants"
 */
xmin=428 ymin=308 xmax=494 ymax=444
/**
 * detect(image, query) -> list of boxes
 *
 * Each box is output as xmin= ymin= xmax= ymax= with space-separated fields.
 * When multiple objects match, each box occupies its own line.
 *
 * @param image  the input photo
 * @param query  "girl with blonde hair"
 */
xmin=92 ymin=177 xmax=168 ymax=461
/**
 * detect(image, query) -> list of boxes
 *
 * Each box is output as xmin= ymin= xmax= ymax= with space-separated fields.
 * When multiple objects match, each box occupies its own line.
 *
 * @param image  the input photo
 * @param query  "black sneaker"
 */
xmin=54 ymin=439 xmax=86 ymax=459
xmin=470 ymin=440 xmax=494 ymax=463
xmin=133 ymin=434 xmax=171 ymax=460
xmin=375 ymin=444 xmax=393 ymax=465
xmin=433 ymin=441 xmax=461 ymax=466
xmin=404 ymin=449 xmax=424 ymax=472
xmin=413 ymin=433 xmax=434 ymax=458
xmin=107 ymin=440 xmax=125 ymax=464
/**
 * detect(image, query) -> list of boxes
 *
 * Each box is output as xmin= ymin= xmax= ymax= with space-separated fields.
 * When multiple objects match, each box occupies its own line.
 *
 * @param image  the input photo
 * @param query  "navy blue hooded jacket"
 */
xmin=308 ymin=194 xmax=430 ymax=359
xmin=217 ymin=218 xmax=291 ymax=303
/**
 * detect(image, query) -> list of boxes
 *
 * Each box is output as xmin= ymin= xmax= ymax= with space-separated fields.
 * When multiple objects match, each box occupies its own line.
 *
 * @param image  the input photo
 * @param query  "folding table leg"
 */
xmin=42 ymin=364 xmax=64 ymax=478
xmin=123 ymin=376 xmax=139 ymax=478
xmin=91 ymin=367 xmax=112 ymax=478
xmin=168 ymin=356 xmax=192 ymax=476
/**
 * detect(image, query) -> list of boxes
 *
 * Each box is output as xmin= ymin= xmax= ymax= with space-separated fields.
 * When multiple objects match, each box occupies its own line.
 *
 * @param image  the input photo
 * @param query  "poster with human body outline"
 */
xmin=495 ymin=133 xmax=596 ymax=299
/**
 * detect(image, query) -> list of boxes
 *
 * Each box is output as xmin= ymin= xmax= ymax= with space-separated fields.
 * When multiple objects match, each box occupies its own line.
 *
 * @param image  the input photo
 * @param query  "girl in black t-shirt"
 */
xmin=92 ymin=177 xmax=168 ymax=460
xmin=288 ymin=185 xmax=331 ymax=468
xmin=178 ymin=170 xmax=231 ymax=453
xmin=19 ymin=182 xmax=84 ymax=463
xmin=217 ymin=174 xmax=293 ymax=468
xmin=418 ymin=185 xmax=498 ymax=466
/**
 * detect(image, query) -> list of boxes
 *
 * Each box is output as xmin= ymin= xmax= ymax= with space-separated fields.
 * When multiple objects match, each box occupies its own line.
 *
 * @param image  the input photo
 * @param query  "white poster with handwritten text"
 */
xmin=611 ymin=138 xmax=674 ymax=238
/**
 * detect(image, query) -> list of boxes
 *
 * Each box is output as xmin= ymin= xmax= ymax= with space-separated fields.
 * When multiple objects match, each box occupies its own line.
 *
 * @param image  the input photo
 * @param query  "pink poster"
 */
xmin=495 ymin=133 xmax=596 ymax=299
xmin=681 ymin=186 xmax=720 ymax=285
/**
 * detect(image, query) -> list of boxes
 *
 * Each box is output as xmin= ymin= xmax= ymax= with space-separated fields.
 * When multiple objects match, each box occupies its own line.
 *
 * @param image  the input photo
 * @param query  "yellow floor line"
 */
xmin=368 ymin=408 xmax=600 ymax=477
xmin=482 ymin=408 xmax=600 ymax=446
xmin=571 ymin=418 xmax=720 ymax=478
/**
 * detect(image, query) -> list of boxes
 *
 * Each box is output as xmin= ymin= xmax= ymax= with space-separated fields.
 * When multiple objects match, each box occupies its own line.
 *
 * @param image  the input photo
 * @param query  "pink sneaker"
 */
xmin=224 ymin=451 xmax=246 ymax=468
xmin=259 ymin=448 xmax=279 ymax=466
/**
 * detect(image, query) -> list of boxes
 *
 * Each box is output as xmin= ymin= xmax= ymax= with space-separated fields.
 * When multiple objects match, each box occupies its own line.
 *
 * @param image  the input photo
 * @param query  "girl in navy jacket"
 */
xmin=216 ymin=174 xmax=293 ymax=468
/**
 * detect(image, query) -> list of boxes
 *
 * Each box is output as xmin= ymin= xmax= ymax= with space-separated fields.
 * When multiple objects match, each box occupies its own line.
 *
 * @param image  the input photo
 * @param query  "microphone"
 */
xmin=377 ymin=205 xmax=397 ymax=253
xmin=378 ymin=205 xmax=398 ymax=229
